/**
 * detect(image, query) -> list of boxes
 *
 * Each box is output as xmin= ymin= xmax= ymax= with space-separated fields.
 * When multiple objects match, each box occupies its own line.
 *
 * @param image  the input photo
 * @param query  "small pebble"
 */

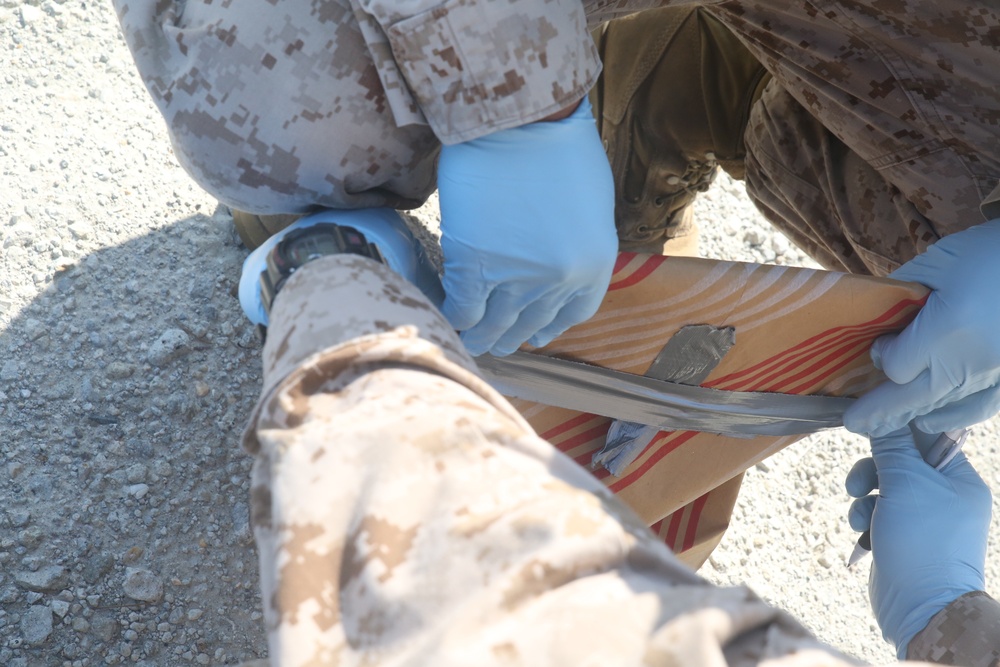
xmin=21 ymin=605 xmax=53 ymax=645
xmin=15 ymin=566 xmax=69 ymax=593
xmin=123 ymin=568 xmax=163 ymax=602
xmin=743 ymin=229 xmax=765 ymax=246
xmin=147 ymin=329 xmax=191 ymax=367
xmin=125 ymin=463 xmax=147 ymax=484
xmin=50 ymin=599 xmax=69 ymax=618
xmin=126 ymin=483 xmax=149 ymax=499
xmin=19 ymin=5 xmax=44 ymax=25
xmin=0 ymin=360 xmax=19 ymax=381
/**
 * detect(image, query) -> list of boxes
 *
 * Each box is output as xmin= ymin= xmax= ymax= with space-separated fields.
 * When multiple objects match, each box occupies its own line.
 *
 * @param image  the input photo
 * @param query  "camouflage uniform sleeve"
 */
xmin=350 ymin=0 xmax=602 ymax=144
xmin=906 ymin=591 xmax=1000 ymax=666
xmin=239 ymin=253 xmax=892 ymax=667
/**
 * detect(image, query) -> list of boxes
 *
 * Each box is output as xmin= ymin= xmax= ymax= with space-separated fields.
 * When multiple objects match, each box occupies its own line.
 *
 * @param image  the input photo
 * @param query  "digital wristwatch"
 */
xmin=260 ymin=223 xmax=385 ymax=317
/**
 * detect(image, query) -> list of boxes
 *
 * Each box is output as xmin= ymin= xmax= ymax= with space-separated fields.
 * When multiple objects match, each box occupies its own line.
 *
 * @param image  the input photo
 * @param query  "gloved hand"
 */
xmin=845 ymin=426 xmax=991 ymax=657
xmin=844 ymin=219 xmax=1000 ymax=436
xmin=436 ymin=96 xmax=619 ymax=357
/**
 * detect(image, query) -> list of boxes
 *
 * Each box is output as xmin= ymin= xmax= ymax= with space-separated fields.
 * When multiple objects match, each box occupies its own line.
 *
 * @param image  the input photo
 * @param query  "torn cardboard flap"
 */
xmin=503 ymin=253 xmax=928 ymax=566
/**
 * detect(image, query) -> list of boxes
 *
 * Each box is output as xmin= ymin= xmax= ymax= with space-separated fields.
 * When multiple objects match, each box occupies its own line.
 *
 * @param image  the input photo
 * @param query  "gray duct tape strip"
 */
xmin=476 ymin=350 xmax=854 ymax=439
xmin=595 ymin=325 xmax=736 ymax=475
xmin=645 ymin=324 xmax=736 ymax=386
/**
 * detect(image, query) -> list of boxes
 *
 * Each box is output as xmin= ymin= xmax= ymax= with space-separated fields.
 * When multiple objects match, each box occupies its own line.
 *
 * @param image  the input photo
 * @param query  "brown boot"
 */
xmin=590 ymin=7 xmax=770 ymax=255
xmin=231 ymin=210 xmax=303 ymax=250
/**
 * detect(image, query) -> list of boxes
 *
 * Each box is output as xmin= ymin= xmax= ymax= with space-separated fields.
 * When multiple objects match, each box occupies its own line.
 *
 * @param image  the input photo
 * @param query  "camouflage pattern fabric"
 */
xmin=700 ymin=0 xmax=1000 ymax=242
xmin=742 ymin=80 xmax=942 ymax=276
xmin=718 ymin=0 xmax=1000 ymax=276
xmin=906 ymin=592 xmax=1000 ymax=667
xmin=244 ymin=255 xmax=997 ymax=665
xmin=601 ymin=1 xmax=1000 ymax=260
xmin=113 ymin=0 xmax=999 ymax=272
xmin=110 ymin=0 xmax=599 ymax=214
xmin=112 ymin=2 xmax=1000 ymax=659
xmin=588 ymin=2 xmax=1000 ymax=274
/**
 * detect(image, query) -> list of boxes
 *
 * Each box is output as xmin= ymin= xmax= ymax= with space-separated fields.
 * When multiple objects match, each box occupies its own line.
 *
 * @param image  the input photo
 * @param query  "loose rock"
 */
xmin=146 ymin=328 xmax=191 ymax=367
xmin=8 ymin=508 xmax=30 ymax=527
xmin=50 ymin=599 xmax=69 ymax=618
xmin=19 ymin=4 xmax=43 ymax=25
xmin=21 ymin=605 xmax=53 ymax=645
xmin=125 ymin=463 xmax=148 ymax=483
xmin=105 ymin=361 xmax=135 ymax=379
xmin=123 ymin=567 xmax=164 ymax=602
xmin=15 ymin=566 xmax=69 ymax=593
xmin=0 ymin=360 xmax=19 ymax=381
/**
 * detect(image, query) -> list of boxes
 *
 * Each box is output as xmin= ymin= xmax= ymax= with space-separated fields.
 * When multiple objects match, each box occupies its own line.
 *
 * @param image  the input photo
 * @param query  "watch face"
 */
xmin=284 ymin=233 xmax=342 ymax=265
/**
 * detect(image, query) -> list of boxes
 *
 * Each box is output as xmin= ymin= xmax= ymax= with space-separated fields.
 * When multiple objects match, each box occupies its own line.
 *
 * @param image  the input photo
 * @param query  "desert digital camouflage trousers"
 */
xmin=242 ymin=255 xmax=999 ymax=666
xmin=114 ymin=0 xmax=1000 ymax=275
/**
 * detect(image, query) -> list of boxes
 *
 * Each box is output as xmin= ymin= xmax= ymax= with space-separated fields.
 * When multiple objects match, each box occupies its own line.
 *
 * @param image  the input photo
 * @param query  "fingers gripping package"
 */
xmin=482 ymin=253 xmax=928 ymax=567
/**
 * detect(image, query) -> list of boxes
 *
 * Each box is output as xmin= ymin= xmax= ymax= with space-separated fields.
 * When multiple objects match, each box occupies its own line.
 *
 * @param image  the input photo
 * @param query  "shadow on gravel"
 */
xmin=0 ymin=206 xmax=269 ymax=665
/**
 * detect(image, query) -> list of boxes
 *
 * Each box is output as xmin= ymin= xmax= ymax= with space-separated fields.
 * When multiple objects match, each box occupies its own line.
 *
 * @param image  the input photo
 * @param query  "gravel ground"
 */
xmin=1 ymin=3 xmax=998 ymax=666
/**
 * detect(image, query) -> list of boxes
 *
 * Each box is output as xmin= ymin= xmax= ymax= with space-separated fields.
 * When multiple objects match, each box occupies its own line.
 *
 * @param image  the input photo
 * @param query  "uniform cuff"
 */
xmin=242 ymin=254 xmax=531 ymax=453
xmin=383 ymin=0 xmax=601 ymax=144
xmin=906 ymin=591 xmax=1000 ymax=666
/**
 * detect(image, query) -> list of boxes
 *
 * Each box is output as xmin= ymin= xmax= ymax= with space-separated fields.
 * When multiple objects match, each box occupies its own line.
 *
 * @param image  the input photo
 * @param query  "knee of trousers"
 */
xmin=165 ymin=99 xmax=441 ymax=215
xmin=118 ymin=0 xmax=441 ymax=215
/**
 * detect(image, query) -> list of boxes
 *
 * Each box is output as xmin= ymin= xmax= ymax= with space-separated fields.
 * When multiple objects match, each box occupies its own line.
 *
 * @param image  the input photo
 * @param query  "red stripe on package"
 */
xmin=504 ymin=256 xmax=928 ymax=568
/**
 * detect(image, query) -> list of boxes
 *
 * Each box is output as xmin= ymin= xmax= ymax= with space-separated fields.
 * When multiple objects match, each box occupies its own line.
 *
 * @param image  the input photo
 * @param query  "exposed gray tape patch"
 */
xmin=595 ymin=325 xmax=736 ymax=475
xmin=476 ymin=350 xmax=854 ymax=439
xmin=646 ymin=324 xmax=736 ymax=385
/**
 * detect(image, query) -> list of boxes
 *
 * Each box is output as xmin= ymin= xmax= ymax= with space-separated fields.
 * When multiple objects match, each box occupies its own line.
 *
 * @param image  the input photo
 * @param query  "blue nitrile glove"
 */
xmin=845 ymin=220 xmax=1000 ymax=437
xmin=845 ymin=426 xmax=991 ymax=657
xmin=436 ymin=96 xmax=618 ymax=357
xmin=238 ymin=208 xmax=444 ymax=327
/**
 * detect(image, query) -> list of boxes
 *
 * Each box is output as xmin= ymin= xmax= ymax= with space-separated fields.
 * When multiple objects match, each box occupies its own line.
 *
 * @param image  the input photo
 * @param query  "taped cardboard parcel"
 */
xmin=507 ymin=252 xmax=928 ymax=568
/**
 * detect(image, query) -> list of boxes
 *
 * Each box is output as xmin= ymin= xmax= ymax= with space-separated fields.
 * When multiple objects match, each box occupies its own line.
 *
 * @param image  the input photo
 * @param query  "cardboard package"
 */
xmin=508 ymin=252 xmax=928 ymax=567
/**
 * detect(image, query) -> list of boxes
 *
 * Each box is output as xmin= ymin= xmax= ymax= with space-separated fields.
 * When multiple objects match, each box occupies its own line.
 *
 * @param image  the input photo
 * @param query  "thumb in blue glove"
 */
xmin=844 ymin=219 xmax=1000 ymax=437
xmin=437 ymin=95 xmax=619 ymax=357
xmin=845 ymin=426 xmax=991 ymax=657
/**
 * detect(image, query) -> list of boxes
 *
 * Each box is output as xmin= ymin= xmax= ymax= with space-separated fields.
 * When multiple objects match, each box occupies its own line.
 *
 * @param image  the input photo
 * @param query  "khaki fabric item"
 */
xmin=242 ymin=255 xmax=993 ymax=666
xmin=591 ymin=7 xmax=769 ymax=253
xmin=110 ymin=0 xmax=598 ymax=214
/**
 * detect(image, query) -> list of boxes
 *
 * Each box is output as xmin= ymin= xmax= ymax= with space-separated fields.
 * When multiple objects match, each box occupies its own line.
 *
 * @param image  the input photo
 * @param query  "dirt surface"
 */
xmin=1 ymin=2 xmax=998 ymax=666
